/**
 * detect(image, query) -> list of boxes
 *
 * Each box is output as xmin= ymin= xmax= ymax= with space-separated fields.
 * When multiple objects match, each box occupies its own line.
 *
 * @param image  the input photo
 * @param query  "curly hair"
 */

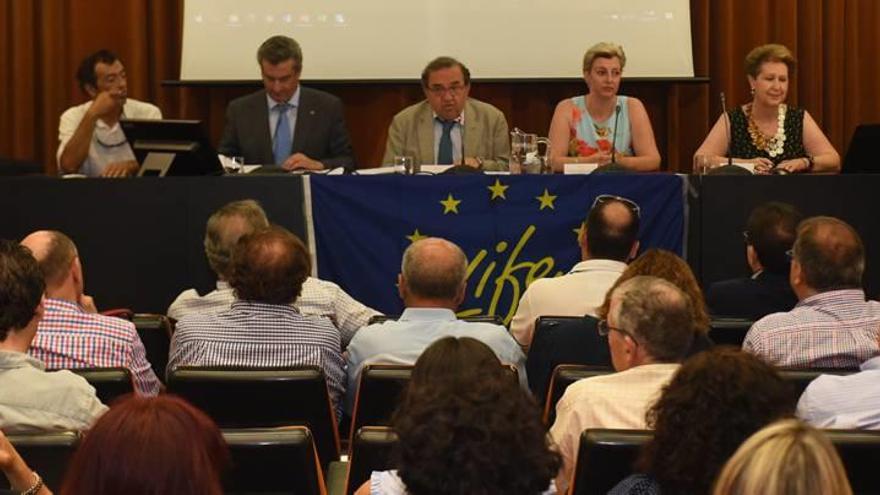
xmin=392 ymin=337 xmax=560 ymax=495
xmin=229 ymin=226 xmax=310 ymax=305
xmin=637 ymin=348 xmax=795 ymax=493
xmin=0 ymin=240 xmax=45 ymax=338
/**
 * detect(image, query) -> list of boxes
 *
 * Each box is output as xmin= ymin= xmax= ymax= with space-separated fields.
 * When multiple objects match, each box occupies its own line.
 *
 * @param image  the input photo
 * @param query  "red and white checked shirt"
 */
xmin=29 ymin=298 xmax=161 ymax=396
xmin=743 ymin=289 xmax=880 ymax=369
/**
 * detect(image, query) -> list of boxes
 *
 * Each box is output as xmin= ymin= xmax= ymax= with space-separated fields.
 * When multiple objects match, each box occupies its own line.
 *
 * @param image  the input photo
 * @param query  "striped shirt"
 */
xmin=169 ymin=300 xmax=346 ymax=413
xmin=167 ymin=278 xmax=379 ymax=348
xmin=743 ymin=289 xmax=880 ymax=369
xmin=797 ymin=355 xmax=880 ymax=429
xmin=30 ymin=298 xmax=161 ymax=396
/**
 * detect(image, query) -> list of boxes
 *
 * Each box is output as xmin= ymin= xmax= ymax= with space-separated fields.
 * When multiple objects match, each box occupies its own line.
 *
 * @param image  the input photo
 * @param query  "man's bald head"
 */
xmin=792 ymin=216 xmax=864 ymax=291
xmin=585 ymin=197 xmax=640 ymax=261
xmin=400 ymin=238 xmax=468 ymax=303
xmin=20 ymin=230 xmax=78 ymax=288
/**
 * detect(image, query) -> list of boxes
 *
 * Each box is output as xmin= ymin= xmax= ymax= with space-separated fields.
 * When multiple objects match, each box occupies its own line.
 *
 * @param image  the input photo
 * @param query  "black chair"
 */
xmin=827 ymin=429 xmax=880 ymax=494
xmin=778 ymin=368 xmax=857 ymax=398
xmin=527 ymin=315 xmax=611 ymax=401
xmin=133 ymin=313 xmax=172 ymax=381
xmin=708 ymin=318 xmax=754 ymax=347
xmin=223 ymin=426 xmax=326 ymax=494
xmin=70 ymin=367 xmax=134 ymax=405
xmin=0 ymin=431 xmax=80 ymax=492
xmin=345 ymin=426 xmax=398 ymax=495
xmin=167 ymin=366 xmax=340 ymax=469
xmin=349 ymin=365 xmax=411 ymax=442
xmin=570 ymin=429 xmax=651 ymax=495
xmin=543 ymin=365 xmax=613 ymax=424
xmin=366 ymin=314 xmax=504 ymax=326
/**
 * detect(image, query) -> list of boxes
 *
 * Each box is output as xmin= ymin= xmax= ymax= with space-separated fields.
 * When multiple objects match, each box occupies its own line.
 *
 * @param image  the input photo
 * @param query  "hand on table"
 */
xmin=282 ymin=153 xmax=324 ymax=172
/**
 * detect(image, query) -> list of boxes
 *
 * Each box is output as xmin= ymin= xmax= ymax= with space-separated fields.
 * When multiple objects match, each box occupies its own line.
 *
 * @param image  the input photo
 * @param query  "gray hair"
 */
xmin=204 ymin=200 xmax=270 ymax=280
xmin=401 ymin=238 xmax=468 ymax=301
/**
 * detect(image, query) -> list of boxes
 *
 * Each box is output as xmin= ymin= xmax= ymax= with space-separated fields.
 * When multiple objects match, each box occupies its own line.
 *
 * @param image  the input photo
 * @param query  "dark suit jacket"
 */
xmin=217 ymin=87 xmax=354 ymax=170
xmin=707 ymin=271 xmax=798 ymax=321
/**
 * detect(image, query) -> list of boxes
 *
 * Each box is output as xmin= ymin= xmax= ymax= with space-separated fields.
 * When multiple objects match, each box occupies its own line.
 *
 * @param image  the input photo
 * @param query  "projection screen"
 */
xmin=180 ymin=0 xmax=694 ymax=81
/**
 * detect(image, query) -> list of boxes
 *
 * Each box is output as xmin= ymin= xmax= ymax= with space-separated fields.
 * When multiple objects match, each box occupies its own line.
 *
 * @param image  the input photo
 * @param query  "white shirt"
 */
xmin=510 ymin=259 xmax=627 ymax=347
xmin=797 ymin=355 xmax=880 ymax=429
xmin=549 ymin=363 xmax=679 ymax=494
xmin=57 ymin=98 xmax=161 ymax=177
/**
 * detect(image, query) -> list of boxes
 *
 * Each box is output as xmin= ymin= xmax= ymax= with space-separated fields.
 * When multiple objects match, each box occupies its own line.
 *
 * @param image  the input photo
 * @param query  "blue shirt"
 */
xmin=344 ymin=307 xmax=526 ymax=412
xmin=797 ymin=355 xmax=880 ymax=429
xmin=266 ymin=87 xmax=300 ymax=149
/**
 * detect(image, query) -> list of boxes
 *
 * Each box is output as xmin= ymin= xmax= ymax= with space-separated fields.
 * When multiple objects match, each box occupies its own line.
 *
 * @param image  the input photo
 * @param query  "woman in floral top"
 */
xmin=547 ymin=42 xmax=661 ymax=172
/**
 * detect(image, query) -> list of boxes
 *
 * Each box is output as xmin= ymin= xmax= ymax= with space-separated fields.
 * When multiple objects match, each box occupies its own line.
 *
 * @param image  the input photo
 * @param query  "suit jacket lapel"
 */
xmin=418 ymin=103 xmax=435 ymax=164
xmin=256 ymin=92 xmax=274 ymax=163
xmin=463 ymin=99 xmax=479 ymax=159
xmin=291 ymin=88 xmax=310 ymax=155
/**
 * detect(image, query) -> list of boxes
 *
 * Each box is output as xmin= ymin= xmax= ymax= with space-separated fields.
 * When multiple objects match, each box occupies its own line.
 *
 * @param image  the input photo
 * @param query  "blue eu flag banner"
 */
xmin=310 ymin=174 xmax=685 ymax=321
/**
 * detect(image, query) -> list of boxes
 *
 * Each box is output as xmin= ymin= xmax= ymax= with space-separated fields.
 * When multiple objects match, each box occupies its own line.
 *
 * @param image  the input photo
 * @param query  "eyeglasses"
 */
xmin=785 ymin=249 xmax=795 ymax=260
xmin=597 ymin=319 xmax=640 ymax=345
xmin=427 ymin=84 xmax=466 ymax=96
xmin=591 ymin=194 xmax=641 ymax=218
xmin=742 ymin=231 xmax=751 ymax=243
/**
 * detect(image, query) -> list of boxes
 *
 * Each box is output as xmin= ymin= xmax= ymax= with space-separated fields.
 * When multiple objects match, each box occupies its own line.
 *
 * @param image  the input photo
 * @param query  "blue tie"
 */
xmin=273 ymin=103 xmax=292 ymax=165
xmin=437 ymin=119 xmax=455 ymax=165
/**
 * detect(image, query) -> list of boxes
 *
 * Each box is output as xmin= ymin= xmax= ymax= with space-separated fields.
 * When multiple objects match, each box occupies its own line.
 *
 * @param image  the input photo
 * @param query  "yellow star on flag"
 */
xmin=573 ymin=223 xmax=585 ymax=238
xmin=406 ymin=229 xmax=428 ymax=243
xmin=487 ymin=179 xmax=509 ymax=200
xmin=536 ymin=188 xmax=558 ymax=210
xmin=440 ymin=193 xmax=462 ymax=214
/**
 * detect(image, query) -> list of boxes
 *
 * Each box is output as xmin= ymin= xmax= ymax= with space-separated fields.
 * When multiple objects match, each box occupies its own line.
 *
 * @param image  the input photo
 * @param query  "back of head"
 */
xmin=600 ymin=249 xmax=710 ymax=333
xmin=229 ymin=225 xmax=310 ymax=305
xmin=393 ymin=337 xmax=560 ymax=495
xmin=746 ymin=202 xmax=802 ymax=275
xmin=0 ymin=240 xmax=45 ymax=339
xmin=793 ymin=216 xmax=864 ymax=291
xmin=640 ymin=348 xmax=795 ymax=493
xmin=76 ymin=49 xmax=119 ymax=93
xmin=611 ymin=276 xmax=694 ymax=362
xmin=585 ymin=196 xmax=640 ymax=262
xmin=400 ymin=238 xmax=467 ymax=305
xmin=60 ymin=395 xmax=229 ymax=495
xmin=204 ymin=200 xmax=270 ymax=280
xmin=713 ymin=419 xmax=852 ymax=495
xmin=21 ymin=230 xmax=78 ymax=288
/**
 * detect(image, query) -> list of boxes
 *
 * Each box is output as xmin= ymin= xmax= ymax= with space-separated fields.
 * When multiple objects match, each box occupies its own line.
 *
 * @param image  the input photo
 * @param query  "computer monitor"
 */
xmin=120 ymin=119 xmax=223 ymax=177
xmin=843 ymin=124 xmax=880 ymax=174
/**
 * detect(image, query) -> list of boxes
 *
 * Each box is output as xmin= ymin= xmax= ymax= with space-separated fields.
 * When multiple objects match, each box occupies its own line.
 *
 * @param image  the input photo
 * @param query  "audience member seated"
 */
xmin=0 ymin=430 xmax=51 ymax=495
xmin=511 ymin=194 xmax=639 ymax=347
xmin=608 ymin=348 xmax=794 ymax=494
xmin=20 ymin=230 xmax=160 ymax=396
xmin=550 ymin=276 xmax=695 ymax=493
xmin=354 ymin=337 xmax=560 ymax=495
xmin=743 ymin=216 xmax=880 ymax=368
xmin=346 ymin=238 xmax=525 ymax=413
xmin=707 ymin=202 xmax=801 ymax=320
xmin=597 ymin=249 xmax=713 ymax=356
xmin=57 ymin=49 xmax=161 ymax=177
xmin=168 ymin=226 xmax=345 ymax=414
xmin=0 ymin=240 xmax=106 ymax=433
xmin=547 ymin=42 xmax=661 ymax=172
xmin=167 ymin=199 xmax=378 ymax=347
xmin=713 ymin=419 xmax=853 ymax=495
xmin=797 ymin=348 xmax=880 ymax=429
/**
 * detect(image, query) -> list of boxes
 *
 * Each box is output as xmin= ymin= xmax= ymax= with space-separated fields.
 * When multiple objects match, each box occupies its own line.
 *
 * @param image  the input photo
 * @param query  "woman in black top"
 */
xmin=694 ymin=44 xmax=840 ymax=174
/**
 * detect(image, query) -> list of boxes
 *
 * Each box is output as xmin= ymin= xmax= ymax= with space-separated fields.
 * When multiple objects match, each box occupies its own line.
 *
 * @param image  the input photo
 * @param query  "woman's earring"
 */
xmin=750 ymin=87 xmax=756 ymax=96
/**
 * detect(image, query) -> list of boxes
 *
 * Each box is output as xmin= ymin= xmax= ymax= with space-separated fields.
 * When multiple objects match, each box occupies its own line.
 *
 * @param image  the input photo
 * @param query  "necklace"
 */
xmin=746 ymin=103 xmax=786 ymax=157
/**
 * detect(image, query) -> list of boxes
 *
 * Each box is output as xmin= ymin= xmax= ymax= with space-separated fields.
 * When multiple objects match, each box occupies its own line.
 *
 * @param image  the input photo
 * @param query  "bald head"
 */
xmin=585 ymin=197 xmax=640 ymax=261
xmin=229 ymin=225 xmax=310 ymax=304
xmin=793 ymin=216 xmax=864 ymax=291
xmin=20 ymin=230 xmax=78 ymax=288
xmin=400 ymin=238 xmax=468 ymax=305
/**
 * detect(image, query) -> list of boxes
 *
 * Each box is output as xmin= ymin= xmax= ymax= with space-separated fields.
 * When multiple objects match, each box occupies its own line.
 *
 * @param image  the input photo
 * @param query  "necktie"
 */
xmin=273 ymin=103 xmax=292 ymax=165
xmin=437 ymin=119 xmax=455 ymax=165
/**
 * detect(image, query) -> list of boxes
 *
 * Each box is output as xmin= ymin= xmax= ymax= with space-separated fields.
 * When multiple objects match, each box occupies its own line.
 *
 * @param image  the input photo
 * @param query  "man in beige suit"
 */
xmin=382 ymin=57 xmax=510 ymax=171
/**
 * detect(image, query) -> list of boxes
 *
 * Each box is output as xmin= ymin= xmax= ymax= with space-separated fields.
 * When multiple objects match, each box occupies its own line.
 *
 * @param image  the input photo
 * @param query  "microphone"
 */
xmin=610 ymin=103 xmax=621 ymax=164
xmin=720 ymin=92 xmax=733 ymax=167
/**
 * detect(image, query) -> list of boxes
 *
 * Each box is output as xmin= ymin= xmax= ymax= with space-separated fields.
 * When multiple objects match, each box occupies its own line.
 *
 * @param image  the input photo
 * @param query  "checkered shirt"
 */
xmin=30 ymin=298 xmax=162 ymax=396
xmin=169 ymin=300 xmax=346 ymax=414
xmin=743 ymin=289 xmax=880 ymax=368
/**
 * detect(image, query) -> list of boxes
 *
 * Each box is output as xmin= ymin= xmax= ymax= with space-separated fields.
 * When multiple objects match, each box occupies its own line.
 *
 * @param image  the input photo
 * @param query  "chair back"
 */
xmin=349 ymin=365 xmax=411 ymax=441
xmin=1 ymin=431 xmax=80 ymax=492
xmin=570 ymin=429 xmax=651 ymax=495
xmin=827 ymin=429 xmax=880 ymax=494
xmin=527 ymin=315 xmax=610 ymax=400
xmin=367 ymin=314 xmax=504 ymax=326
xmin=133 ymin=313 xmax=172 ymax=381
xmin=167 ymin=366 xmax=340 ymax=468
xmin=223 ymin=426 xmax=327 ymax=494
xmin=778 ymin=368 xmax=857 ymax=399
xmin=70 ymin=367 xmax=134 ymax=405
xmin=708 ymin=318 xmax=753 ymax=347
xmin=346 ymin=426 xmax=398 ymax=495
xmin=543 ymin=365 xmax=614 ymax=424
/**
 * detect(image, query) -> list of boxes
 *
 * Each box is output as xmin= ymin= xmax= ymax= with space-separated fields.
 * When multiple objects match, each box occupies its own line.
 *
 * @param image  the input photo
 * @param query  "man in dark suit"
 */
xmin=218 ymin=35 xmax=354 ymax=171
xmin=707 ymin=202 xmax=802 ymax=320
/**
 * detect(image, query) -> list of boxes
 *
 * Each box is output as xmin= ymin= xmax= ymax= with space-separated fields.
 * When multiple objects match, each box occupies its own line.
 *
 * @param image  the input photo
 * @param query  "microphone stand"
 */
xmin=595 ymin=102 xmax=628 ymax=174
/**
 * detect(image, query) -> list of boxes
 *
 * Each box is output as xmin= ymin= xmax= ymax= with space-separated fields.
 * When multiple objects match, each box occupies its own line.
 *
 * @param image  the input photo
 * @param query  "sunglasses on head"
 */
xmin=591 ymin=194 xmax=641 ymax=218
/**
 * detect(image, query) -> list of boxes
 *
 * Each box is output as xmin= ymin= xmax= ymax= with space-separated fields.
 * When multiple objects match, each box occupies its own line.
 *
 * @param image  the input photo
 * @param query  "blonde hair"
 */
xmin=744 ymin=44 xmax=796 ymax=77
xmin=713 ymin=419 xmax=852 ymax=495
xmin=582 ymin=42 xmax=626 ymax=72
